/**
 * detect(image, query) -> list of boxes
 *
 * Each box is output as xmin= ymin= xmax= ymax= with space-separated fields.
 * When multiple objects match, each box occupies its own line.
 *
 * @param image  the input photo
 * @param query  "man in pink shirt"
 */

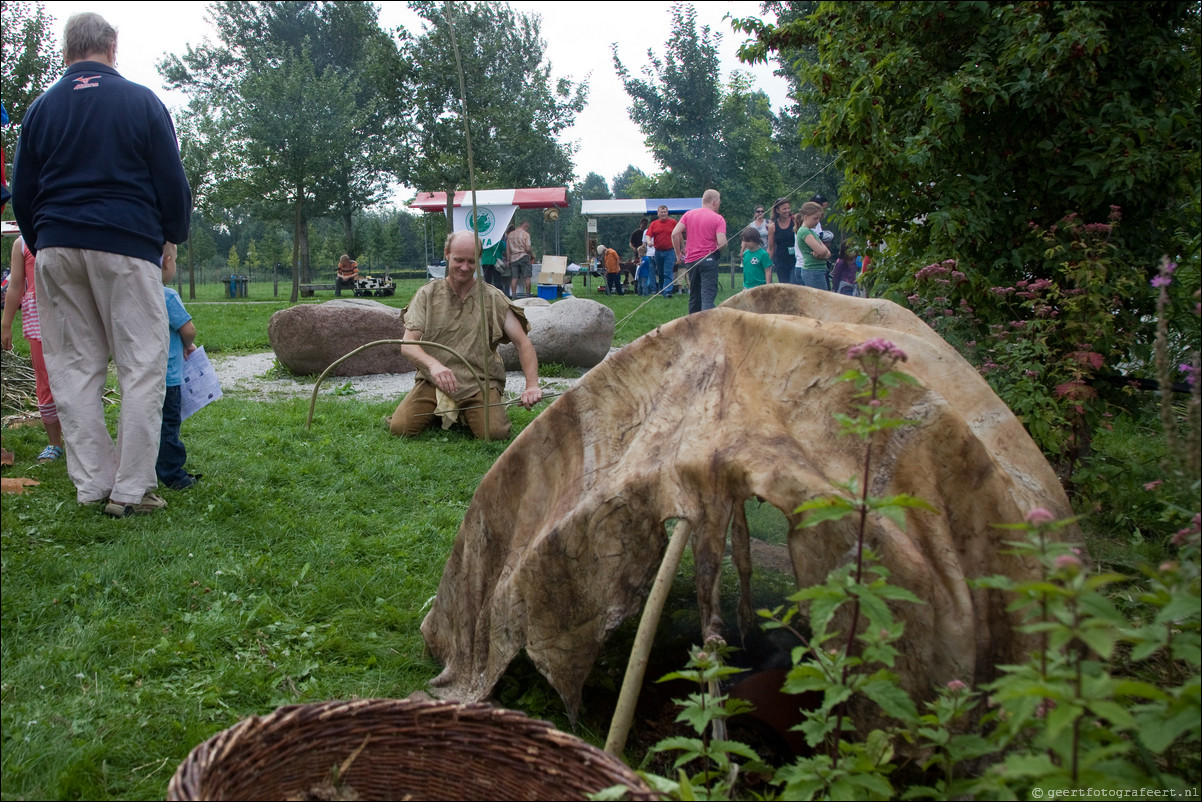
xmin=672 ymin=189 xmax=728 ymax=314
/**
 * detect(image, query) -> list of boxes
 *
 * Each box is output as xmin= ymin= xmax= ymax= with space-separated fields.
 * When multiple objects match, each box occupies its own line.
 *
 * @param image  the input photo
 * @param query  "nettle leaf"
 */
xmin=649 ymin=735 xmax=703 ymax=756
xmin=862 ymin=677 xmax=919 ymax=724
xmin=1044 ymin=700 xmax=1084 ymax=742
xmin=709 ymin=739 xmax=764 ymax=762
xmin=1157 ymin=594 xmax=1202 ymax=626
xmin=1078 ymin=626 xmax=1118 ymax=661
xmin=797 ymin=496 xmax=859 ymax=527
xmin=1086 ymin=700 xmax=1135 ymax=731
xmin=675 ymin=699 xmax=728 ymax=733
xmin=1135 ymin=707 xmax=1201 ymax=754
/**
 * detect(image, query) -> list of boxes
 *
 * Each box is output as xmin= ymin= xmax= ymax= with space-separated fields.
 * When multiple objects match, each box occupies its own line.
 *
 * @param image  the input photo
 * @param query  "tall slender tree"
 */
xmin=1 ymin=0 xmax=57 ymax=186
xmin=396 ymin=1 xmax=587 ymax=220
xmin=160 ymin=1 xmax=405 ymax=300
xmin=612 ymin=3 xmax=787 ymax=237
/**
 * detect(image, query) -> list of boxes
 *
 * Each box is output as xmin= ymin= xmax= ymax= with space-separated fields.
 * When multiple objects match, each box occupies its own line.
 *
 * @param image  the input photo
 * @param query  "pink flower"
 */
xmin=1152 ymin=275 xmax=1172 ymax=288
xmin=1144 ymin=480 xmax=1163 ymax=491
xmin=847 ymin=338 xmax=908 ymax=363
xmin=1054 ymin=554 xmax=1083 ymax=571
xmin=1025 ymin=508 xmax=1056 ymax=525
xmin=946 ymin=679 xmax=968 ymax=693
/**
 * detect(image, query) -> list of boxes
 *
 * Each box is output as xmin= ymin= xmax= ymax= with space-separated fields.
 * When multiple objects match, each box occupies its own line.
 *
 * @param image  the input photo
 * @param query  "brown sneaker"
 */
xmin=104 ymin=492 xmax=168 ymax=518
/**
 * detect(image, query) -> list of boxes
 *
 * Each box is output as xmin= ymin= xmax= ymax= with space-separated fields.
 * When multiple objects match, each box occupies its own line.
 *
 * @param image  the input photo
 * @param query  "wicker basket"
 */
xmin=168 ymin=697 xmax=657 ymax=801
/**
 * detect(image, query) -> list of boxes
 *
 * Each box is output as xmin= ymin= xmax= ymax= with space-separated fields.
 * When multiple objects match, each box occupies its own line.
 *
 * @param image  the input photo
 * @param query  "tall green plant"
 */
xmin=641 ymin=330 xmax=1201 ymax=800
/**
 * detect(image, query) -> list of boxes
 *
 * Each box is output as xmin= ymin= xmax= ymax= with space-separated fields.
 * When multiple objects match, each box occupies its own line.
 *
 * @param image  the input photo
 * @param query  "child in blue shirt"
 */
xmin=741 ymin=228 xmax=773 ymax=288
xmin=158 ymin=249 xmax=200 ymax=490
xmin=636 ymin=245 xmax=654 ymax=295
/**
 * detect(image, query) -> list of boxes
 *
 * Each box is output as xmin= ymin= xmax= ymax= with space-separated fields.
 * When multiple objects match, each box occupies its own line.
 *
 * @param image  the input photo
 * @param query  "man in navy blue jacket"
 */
xmin=12 ymin=11 xmax=192 ymax=518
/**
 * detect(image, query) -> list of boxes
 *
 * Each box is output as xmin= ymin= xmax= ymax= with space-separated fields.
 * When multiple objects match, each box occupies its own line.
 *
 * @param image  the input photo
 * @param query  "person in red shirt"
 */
xmin=643 ymin=205 xmax=678 ymax=298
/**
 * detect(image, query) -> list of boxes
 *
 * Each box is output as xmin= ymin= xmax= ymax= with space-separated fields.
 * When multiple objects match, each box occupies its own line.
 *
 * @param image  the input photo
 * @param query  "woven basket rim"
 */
xmin=168 ymin=697 xmax=657 ymax=801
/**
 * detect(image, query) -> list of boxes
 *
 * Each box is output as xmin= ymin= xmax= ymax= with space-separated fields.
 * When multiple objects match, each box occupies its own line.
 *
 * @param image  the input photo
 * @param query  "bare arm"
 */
xmin=716 ymin=230 xmax=728 ymax=253
xmin=503 ymin=309 xmax=543 ymax=409
xmin=2 ymin=240 xmax=27 ymax=351
xmin=671 ymin=221 xmax=686 ymax=259
xmin=401 ymin=327 xmax=459 ymax=394
xmin=179 ymin=321 xmax=198 ymax=358
xmin=765 ymin=221 xmax=776 ymax=260
xmin=804 ymin=233 xmax=831 ymax=260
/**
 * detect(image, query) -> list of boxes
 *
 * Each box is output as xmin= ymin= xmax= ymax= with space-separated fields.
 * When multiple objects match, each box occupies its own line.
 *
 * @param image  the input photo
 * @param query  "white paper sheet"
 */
xmin=181 ymin=345 xmax=223 ymax=421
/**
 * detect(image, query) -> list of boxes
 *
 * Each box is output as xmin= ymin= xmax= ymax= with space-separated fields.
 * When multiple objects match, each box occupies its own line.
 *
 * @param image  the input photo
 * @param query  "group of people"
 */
xmin=603 ymin=189 xmax=868 ymax=313
xmin=6 ymin=12 xmax=199 ymax=516
xmin=597 ymin=189 xmax=730 ymax=314
xmin=748 ymin=194 xmax=866 ymax=295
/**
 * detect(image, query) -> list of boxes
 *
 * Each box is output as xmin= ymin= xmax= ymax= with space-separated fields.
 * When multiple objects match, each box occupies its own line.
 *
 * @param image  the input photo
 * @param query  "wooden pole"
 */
xmin=605 ymin=519 xmax=692 ymax=756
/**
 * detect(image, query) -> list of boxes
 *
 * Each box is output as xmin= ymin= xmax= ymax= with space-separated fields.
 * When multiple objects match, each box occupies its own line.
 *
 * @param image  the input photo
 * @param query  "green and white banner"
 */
xmin=452 ymin=205 xmax=518 ymax=251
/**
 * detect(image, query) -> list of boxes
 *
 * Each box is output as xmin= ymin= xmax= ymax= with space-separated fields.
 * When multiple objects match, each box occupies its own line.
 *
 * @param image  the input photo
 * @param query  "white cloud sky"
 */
xmin=35 ymin=1 xmax=790 ymax=196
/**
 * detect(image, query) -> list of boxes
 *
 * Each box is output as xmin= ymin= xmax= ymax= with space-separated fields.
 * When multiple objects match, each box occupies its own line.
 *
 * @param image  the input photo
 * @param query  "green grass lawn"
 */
xmin=0 ymin=273 xmax=760 ymax=800
xmin=5 ymin=272 xmax=1182 ymax=800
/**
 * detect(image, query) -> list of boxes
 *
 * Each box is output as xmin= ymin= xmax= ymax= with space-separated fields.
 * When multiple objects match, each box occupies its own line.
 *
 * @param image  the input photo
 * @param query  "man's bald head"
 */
xmin=444 ymin=229 xmax=482 ymax=258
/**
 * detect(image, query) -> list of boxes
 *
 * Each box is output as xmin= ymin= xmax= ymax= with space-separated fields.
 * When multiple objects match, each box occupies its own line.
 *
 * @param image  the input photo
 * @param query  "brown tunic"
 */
xmin=403 ymin=280 xmax=529 ymax=402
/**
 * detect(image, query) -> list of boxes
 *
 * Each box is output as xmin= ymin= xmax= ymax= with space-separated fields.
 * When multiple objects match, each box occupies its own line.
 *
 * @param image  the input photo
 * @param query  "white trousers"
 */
xmin=35 ymin=248 xmax=168 ymax=505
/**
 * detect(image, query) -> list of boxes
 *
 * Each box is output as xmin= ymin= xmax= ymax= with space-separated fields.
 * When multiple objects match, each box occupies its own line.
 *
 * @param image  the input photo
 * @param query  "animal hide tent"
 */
xmin=420 ymin=285 xmax=1076 ymax=720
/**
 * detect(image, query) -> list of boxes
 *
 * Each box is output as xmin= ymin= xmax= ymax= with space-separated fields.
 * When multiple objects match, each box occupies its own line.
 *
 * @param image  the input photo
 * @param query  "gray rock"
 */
xmin=268 ymin=299 xmax=415 ymax=376
xmin=500 ymin=297 xmax=615 ymax=370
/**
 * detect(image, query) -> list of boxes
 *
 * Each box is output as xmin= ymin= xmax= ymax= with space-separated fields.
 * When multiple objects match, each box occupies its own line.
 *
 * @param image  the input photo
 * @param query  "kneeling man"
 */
xmin=389 ymin=230 xmax=543 ymax=440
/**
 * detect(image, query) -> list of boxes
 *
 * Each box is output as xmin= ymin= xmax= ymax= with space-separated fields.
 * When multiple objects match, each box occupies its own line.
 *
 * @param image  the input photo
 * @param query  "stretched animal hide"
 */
xmin=421 ymin=286 xmax=1075 ymax=720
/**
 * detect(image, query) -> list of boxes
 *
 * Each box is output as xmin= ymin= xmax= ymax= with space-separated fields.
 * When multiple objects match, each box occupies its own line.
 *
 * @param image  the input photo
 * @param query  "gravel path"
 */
xmin=210 ymin=351 xmax=580 ymax=403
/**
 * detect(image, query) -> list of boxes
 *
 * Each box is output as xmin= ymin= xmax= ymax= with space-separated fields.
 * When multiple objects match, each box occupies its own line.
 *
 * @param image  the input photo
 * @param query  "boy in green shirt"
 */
xmin=741 ymin=228 xmax=773 ymax=288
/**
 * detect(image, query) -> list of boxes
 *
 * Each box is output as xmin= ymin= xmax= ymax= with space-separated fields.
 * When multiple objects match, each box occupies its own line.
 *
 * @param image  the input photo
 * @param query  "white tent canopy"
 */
xmin=580 ymin=198 xmax=702 ymax=216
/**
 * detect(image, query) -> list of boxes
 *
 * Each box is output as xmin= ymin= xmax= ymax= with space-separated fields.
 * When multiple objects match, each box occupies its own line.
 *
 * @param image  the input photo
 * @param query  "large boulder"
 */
xmin=422 ymin=288 xmax=1078 ymax=723
xmin=499 ymin=297 xmax=614 ymax=370
xmin=268 ymin=299 xmax=414 ymax=376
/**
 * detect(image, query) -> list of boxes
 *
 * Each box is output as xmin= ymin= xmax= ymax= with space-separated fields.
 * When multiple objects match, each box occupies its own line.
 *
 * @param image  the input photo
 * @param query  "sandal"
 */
xmin=37 ymin=445 xmax=64 ymax=464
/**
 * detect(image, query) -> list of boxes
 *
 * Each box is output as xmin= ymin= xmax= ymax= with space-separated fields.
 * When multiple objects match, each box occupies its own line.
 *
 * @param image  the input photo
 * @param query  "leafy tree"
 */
xmin=245 ymin=239 xmax=260 ymax=271
xmin=611 ymin=165 xmax=647 ymax=200
xmin=161 ymin=1 xmax=405 ymax=301
xmin=613 ymin=3 xmax=787 ymax=242
xmin=613 ymin=3 xmax=725 ymax=192
xmin=176 ymin=100 xmax=226 ymax=299
xmin=395 ymin=1 xmax=587 ymax=220
xmin=1 ymin=0 xmax=57 ymax=161
xmin=733 ymin=1 xmax=841 ymax=205
xmin=734 ymin=1 xmax=1201 ymax=469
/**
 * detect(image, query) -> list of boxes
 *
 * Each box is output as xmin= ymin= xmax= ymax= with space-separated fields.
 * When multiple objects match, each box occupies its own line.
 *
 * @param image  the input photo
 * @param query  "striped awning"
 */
xmin=409 ymin=188 xmax=568 ymax=211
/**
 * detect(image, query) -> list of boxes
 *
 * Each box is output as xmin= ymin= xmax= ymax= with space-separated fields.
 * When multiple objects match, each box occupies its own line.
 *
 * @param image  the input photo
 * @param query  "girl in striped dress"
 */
xmin=1 ymin=236 xmax=64 ymax=463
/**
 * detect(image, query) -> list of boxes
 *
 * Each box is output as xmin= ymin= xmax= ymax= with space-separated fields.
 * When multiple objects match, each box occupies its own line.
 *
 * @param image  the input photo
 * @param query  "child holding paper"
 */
xmin=158 ymin=247 xmax=201 ymax=490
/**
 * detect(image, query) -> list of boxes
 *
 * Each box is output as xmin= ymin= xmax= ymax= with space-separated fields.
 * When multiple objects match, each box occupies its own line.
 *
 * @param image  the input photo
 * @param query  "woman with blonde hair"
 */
xmin=793 ymin=201 xmax=832 ymax=290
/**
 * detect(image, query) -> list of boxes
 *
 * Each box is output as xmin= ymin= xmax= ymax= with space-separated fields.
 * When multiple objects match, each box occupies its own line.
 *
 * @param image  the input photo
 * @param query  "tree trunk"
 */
xmin=444 ymin=186 xmax=456 ymax=247
xmin=187 ymin=238 xmax=197 ymax=301
xmin=290 ymin=192 xmax=302 ymax=304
